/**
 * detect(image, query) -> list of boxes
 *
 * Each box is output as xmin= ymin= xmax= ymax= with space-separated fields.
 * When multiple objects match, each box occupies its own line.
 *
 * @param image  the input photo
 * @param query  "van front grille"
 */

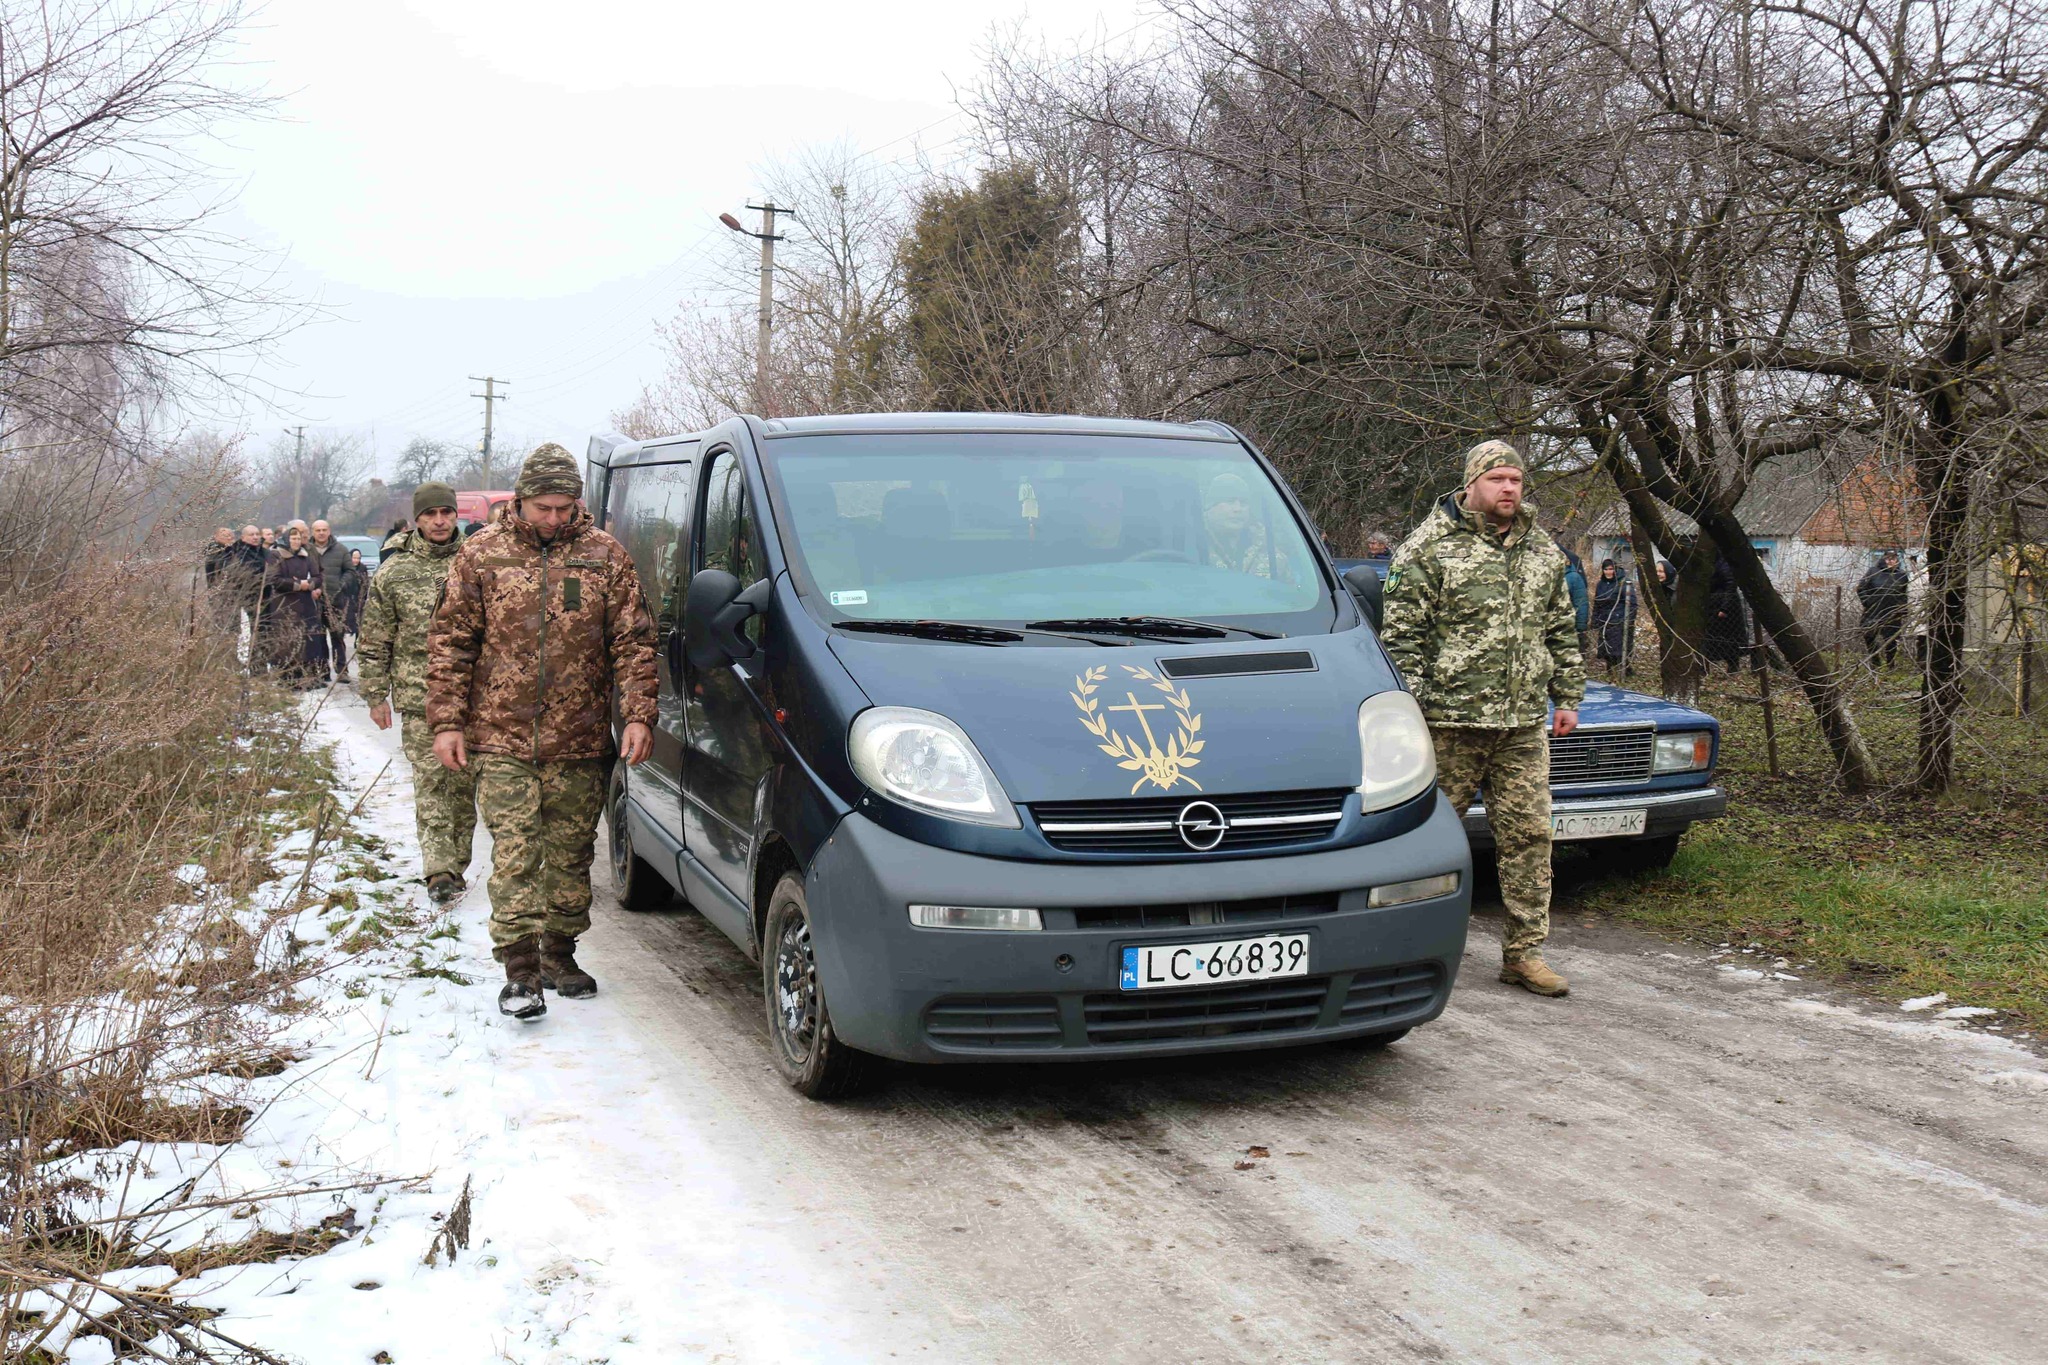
xmin=1549 ymin=727 xmax=1654 ymax=786
xmin=1067 ymin=892 xmax=1339 ymax=930
xmin=1031 ymin=788 xmax=1350 ymax=854
xmin=1083 ymin=976 xmax=1332 ymax=1043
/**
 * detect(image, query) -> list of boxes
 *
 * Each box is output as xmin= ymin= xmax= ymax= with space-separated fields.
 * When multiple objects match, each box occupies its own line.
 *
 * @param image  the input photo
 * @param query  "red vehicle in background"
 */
xmin=454 ymin=490 xmax=513 ymax=528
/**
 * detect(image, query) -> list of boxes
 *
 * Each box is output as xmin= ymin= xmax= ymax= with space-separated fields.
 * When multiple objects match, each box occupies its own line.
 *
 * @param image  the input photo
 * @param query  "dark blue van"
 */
xmin=590 ymin=414 xmax=1472 ymax=1097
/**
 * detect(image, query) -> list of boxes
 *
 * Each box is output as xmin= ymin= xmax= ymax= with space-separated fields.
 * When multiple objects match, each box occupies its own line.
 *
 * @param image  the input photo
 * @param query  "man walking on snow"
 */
xmin=1381 ymin=440 xmax=1585 ymax=997
xmin=426 ymin=444 xmax=658 ymax=1020
xmin=358 ymin=483 xmax=475 ymax=906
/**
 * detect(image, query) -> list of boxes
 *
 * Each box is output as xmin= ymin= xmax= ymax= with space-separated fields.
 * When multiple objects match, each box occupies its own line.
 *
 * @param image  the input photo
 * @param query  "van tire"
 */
xmin=607 ymin=765 xmax=671 ymax=912
xmin=762 ymin=873 xmax=876 ymax=1100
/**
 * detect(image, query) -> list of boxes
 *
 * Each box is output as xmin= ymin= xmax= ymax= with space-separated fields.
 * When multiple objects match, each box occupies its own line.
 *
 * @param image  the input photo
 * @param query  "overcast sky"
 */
xmin=218 ymin=0 xmax=1158 ymax=477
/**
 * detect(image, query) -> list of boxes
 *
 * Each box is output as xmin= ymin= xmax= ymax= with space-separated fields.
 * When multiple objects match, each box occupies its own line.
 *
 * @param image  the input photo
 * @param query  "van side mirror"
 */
xmin=1342 ymin=565 xmax=1385 ymax=632
xmin=683 ymin=570 xmax=771 ymax=669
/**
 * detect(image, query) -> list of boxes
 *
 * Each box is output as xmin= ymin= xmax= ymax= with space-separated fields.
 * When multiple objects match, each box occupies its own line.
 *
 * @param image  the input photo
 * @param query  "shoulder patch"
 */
xmin=1385 ymin=568 xmax=1403 ymax=590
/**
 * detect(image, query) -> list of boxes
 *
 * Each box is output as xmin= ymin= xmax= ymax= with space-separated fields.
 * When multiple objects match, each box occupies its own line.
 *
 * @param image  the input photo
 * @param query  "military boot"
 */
xmin=538 ymin=931 xmax=597 ymax=999
xmin=496 ymin=936 xmax=547 ymax=1020
xmin=426 ymin=872 xmax=465 ymax=906
xmin=1500 ymin=956 xmax=1570 ymax=997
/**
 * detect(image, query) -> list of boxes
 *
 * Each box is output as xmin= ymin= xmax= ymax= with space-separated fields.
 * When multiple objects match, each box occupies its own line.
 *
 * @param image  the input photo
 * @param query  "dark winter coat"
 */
xmin=1590 ymin=573 xmax=1637 ymax=662
xmin=305 ymin=536 xmax=353 ymax=630
xmin=265 ymin=545 xmax=324 ymax=654
xmin=1563 ymin=555 xmax=1591 ymax=633
xmin=1704 ymin=557 xmax=1748 ymax=665
xmin=333 ymin=564 xmax=368 ymax=634
xmin=214 ymin=541 xmax=268 ymax=611
xmin=1856 ymin=563 xmax=1910 ymax=627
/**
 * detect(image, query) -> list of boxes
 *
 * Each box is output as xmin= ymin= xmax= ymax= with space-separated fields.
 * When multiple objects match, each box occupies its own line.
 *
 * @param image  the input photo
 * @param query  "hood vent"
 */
xmin=1157 ymin=650 xmax=1316 ymax=680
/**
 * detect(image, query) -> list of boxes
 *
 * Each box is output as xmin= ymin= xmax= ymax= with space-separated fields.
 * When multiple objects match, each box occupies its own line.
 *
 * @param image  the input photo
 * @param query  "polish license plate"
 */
xmin=1552 ymin=808 xmax=1648 ymax=840
xmin=1119 ymin=934 xmax=1311 ymax=992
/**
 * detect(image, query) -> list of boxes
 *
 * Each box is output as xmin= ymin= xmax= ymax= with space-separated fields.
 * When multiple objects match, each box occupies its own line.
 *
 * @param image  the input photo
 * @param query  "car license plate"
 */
xmin=1553 ymin=808 xmax=1648 ymax=840
xmin=1119 ymin=934 xmax=1310 ymax=992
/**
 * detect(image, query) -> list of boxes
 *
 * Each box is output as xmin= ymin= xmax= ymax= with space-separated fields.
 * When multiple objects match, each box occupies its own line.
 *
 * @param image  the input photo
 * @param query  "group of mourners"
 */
xmin=200 ymin=519 xmax=379 ymax=688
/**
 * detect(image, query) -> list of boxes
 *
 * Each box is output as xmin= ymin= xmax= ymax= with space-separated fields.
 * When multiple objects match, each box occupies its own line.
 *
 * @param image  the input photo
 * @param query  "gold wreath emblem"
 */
xmin=1071 ymin=663 xmax=1206 ymax=793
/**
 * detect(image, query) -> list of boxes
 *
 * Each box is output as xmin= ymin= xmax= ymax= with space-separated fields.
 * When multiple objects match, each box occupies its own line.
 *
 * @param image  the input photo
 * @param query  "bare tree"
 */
xmin=615 ymin=143 xmax=919 ymax=433
xmin=0 ymin=0 xmax=278 ymax=442
xmin=259 ymin=431 xmax=367 ymax=524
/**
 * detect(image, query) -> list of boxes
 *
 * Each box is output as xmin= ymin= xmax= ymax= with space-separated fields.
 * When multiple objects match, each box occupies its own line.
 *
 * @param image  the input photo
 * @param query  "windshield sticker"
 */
xmin=1072 ymin=663 xmax=1207 ymax=793
xmin=829 ymin=589 xmax=869 ymax=607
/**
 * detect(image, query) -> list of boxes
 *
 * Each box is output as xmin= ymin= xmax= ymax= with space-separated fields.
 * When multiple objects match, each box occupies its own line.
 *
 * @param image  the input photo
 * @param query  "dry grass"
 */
xmin=0 ymin=548 xmax=342 ymax=1361
xmin=1564 ymin=660 xmax=2048 ymax=1027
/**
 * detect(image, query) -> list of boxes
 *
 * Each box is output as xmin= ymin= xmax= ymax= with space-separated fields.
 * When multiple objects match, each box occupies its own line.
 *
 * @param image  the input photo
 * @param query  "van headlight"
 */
xmin=1357 ymin=690 xmax=1436 ymax=812
xmin=848 ymin=706 xmax=1020 ymax=827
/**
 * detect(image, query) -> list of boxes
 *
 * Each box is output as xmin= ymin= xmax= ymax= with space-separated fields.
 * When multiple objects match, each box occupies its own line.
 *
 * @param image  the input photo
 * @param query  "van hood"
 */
xmin=827 ymin=632 xmax=1397 ymax=804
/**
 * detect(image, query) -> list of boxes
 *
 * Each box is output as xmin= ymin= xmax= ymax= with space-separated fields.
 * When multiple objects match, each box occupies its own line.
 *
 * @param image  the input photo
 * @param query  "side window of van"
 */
xmin=611 ymin=462 xmax=693 ymax=635
xmin=699 ymin=451 xmax=765 ymax=640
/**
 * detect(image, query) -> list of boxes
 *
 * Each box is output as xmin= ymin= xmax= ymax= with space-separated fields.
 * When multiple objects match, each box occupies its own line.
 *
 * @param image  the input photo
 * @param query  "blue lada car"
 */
xmin=1334 ymin=559 xmax=1726 ymax=869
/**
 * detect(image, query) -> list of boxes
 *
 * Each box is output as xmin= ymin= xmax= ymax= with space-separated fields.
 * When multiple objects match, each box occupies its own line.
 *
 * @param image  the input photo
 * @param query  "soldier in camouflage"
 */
xmin=1381 ymin=440 xmax=1585 ymax=997
xmin=426 ymin=444 xmax=659 ymax=1020
xmin=358 ymin=482 xmax=475 ymax=905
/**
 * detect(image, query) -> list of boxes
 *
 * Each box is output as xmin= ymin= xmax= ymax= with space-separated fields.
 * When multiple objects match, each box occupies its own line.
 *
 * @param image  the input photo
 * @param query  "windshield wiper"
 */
xmin=1023 ymin=615 xmax=1281 ymax=641
xmin=836 ymin=618 xmax=1025 ymax=645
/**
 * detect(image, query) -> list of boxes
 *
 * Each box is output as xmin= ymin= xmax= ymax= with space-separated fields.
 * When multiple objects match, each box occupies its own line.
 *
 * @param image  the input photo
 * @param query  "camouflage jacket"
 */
xmin=1381 ymin=492 xmax=1585 ymax=729
xmin=425 ymin=505 xmax=659 ymax=761
xmin=356 ymin=528 xmax=465 ymax=716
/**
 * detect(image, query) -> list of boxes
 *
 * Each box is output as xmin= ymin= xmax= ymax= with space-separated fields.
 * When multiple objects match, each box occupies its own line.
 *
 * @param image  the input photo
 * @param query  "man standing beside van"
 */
xmin=426 ymin=444 xmax=658 ymax=1020
xmin=1382 ymin=440 xmax=1584 ymax=998
xmin=358 ymin=482 xmax=474 ymax=906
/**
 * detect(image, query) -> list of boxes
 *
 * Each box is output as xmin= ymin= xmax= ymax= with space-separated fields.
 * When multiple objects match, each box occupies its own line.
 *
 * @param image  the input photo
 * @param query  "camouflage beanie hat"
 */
xmin=412 ymin=481 xmax=457 ymax=517
xmin=1462 ymin=439 xmax=1525 ymax=487
xmin=515 ymin=443 xmax=583 ymax=500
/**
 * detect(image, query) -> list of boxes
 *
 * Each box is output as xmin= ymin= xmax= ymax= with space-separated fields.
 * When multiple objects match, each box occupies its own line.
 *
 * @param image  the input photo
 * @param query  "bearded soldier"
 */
xmin=1381 ymin=440 xmax=1585 ymax=997
xmin=426 ymin=445 xmax=658 ymax=1020
xmin=358 ymin=482 xmax=474 ymax=905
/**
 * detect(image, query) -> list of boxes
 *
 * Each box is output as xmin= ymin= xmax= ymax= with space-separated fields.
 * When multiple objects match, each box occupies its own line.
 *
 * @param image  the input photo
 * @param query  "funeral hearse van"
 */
xmin=590 ymin=414 xmax=1472 ymax=1098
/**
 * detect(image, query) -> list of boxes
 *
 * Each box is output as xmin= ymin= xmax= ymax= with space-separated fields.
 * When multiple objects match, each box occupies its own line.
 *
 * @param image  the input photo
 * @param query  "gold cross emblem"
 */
xmin=1072 ymin=665 xmax=1206 ymax=792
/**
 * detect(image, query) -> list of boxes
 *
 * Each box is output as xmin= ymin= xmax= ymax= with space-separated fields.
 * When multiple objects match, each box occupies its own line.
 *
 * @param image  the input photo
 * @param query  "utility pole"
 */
xmin=469 ymin=376 xmax=509 ymax=488
xmin=289 ymin=425 xmax=306 ymax=521
xmin=720 ymin=203 xmax=795 ymax=413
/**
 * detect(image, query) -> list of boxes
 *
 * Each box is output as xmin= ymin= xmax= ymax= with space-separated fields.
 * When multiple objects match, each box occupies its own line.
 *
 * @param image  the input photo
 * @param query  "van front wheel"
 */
xmin=607 ymin=765 xmax=671 ymax=912
xmin=762 ymin=874 xmax=876 ymax=1099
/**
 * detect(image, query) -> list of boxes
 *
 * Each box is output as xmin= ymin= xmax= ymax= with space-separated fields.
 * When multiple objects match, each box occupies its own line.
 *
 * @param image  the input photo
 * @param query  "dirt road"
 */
xmin=582 ymin=851 xmax=2048 ymax=1363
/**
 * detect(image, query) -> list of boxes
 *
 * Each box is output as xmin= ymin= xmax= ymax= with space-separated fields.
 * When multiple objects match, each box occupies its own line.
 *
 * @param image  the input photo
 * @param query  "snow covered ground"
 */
xmin=36 ymin=692 xmax=933 ymax=1365
xmin=26 ymin=688 xmax=2048 ymax=1363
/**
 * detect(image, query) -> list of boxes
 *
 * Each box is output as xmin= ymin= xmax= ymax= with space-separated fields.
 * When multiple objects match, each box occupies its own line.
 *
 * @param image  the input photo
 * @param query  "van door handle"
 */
xmin=664 ymin=628 xmax=684 ymax=678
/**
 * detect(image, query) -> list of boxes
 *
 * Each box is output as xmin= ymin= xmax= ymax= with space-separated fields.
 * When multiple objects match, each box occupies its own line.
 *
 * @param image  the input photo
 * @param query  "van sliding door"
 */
xmin=606 ymin=459 xmax=694 ymax=845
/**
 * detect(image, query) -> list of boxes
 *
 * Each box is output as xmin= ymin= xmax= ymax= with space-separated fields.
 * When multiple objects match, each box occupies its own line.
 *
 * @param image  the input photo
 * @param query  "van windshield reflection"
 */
xmin=764 ymin=435 xmax=1326 ymax=631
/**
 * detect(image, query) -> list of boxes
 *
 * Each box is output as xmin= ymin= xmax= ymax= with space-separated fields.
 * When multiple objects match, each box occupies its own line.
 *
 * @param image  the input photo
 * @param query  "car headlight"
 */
xmin=1357 ymin=690 xmax=1437 ymax=812
xmin=848 ymin=706 xmax=1020 ymax=827
xmin=1653 ymin=731 xmax=1712 ymax=773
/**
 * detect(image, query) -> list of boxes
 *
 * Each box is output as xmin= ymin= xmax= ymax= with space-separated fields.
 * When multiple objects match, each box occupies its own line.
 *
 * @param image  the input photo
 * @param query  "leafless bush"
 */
xmin=0 ymin=543 xmax=331 ymax=1358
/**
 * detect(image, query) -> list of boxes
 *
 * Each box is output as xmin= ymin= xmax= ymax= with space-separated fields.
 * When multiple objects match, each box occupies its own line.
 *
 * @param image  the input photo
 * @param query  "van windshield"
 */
xmin=762 ymin=432 xmax=1329 ymax=633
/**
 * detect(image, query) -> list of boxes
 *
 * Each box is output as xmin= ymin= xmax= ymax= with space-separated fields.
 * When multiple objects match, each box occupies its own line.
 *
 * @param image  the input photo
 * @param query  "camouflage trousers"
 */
xmin=1432 ymin=724 xmax=1552 ymax=962
xmin=399 ymin=714 xmax=477 ymax=882
xmin=474 ymin=754 xmax=607 ymax=954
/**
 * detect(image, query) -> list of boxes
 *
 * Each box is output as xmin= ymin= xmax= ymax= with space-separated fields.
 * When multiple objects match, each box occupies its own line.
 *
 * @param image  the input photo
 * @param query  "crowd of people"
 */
xmin=200 ymin=517 xmax=386 ymax=688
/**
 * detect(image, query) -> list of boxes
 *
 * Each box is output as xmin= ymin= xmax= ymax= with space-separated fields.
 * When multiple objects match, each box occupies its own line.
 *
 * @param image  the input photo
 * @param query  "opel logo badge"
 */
xmin=1176 ymin=800 xmax=1229 ymax=851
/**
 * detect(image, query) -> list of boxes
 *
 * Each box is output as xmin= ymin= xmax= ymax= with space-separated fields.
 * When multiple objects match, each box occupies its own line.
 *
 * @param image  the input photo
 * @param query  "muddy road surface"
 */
xmin=580 ymin=849 xmax=2047 ymax=1364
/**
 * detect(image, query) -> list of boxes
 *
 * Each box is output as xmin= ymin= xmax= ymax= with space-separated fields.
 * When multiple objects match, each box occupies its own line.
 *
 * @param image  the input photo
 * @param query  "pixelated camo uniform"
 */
xmin=425 ymin=499 xmax=658 ymax=951
xmin=356 ymin=529 xmax=476 ymax=881
xmin=1380 ymin=492 xmax=1585 ymax=961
